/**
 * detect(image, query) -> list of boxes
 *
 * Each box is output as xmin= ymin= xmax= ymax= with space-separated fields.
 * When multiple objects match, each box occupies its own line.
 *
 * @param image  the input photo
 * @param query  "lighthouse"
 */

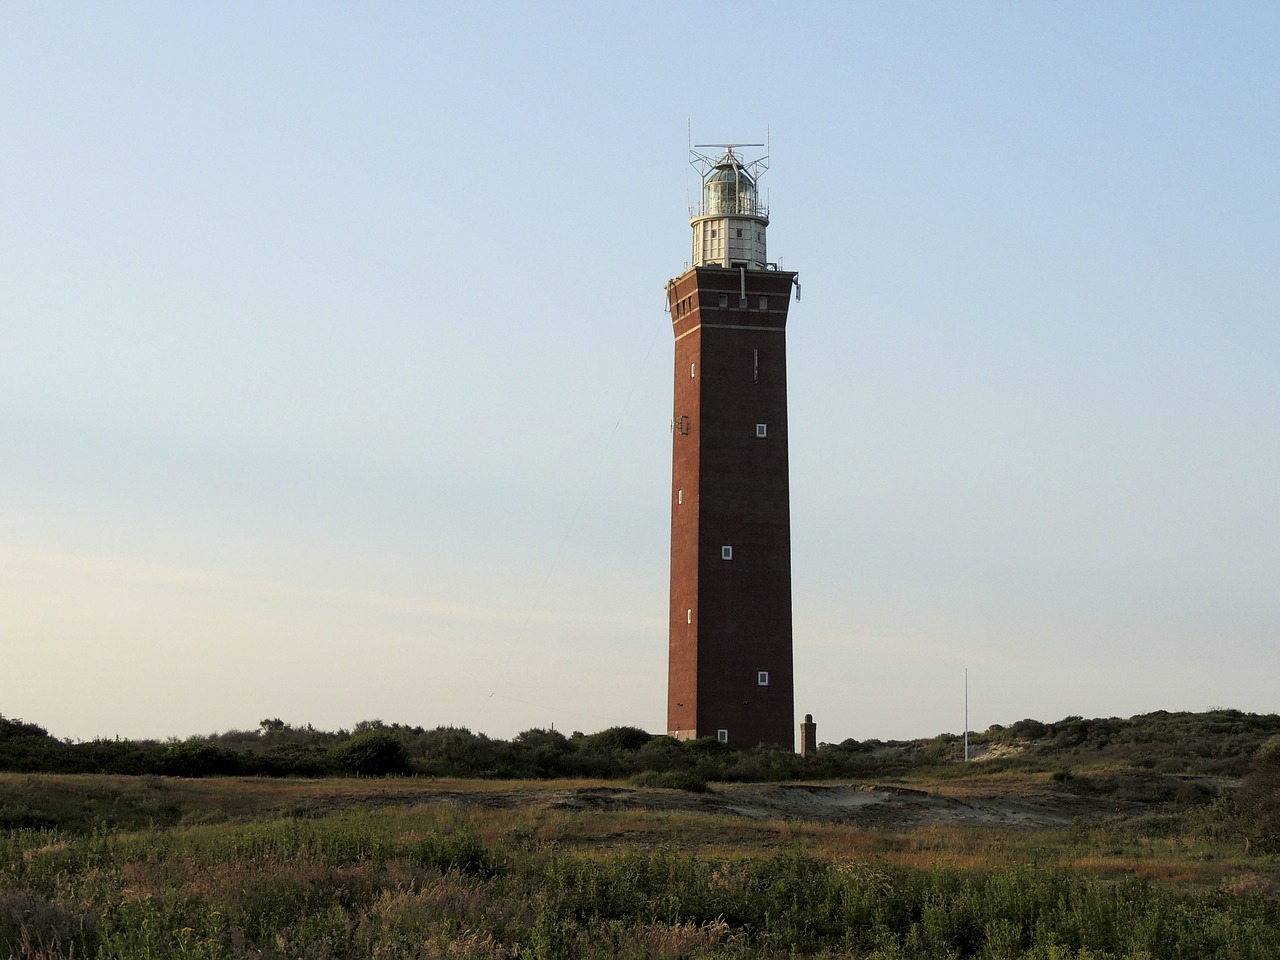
xmin=666 ymin=144 xmax=799 ymax=749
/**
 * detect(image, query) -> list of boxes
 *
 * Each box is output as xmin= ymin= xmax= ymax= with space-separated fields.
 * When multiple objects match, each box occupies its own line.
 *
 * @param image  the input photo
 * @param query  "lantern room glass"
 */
xmin=704 ymin=162 xmax=758 ymax=216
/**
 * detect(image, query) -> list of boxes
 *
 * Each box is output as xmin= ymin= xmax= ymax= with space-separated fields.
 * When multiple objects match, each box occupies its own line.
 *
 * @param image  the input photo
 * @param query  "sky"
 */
xmin=2 ymin=3 xmax=1277 ymax=744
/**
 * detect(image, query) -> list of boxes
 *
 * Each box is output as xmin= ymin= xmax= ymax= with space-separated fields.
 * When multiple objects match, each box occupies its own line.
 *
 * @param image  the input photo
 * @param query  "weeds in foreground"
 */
xmin=2 ymin=798 xmax=1279 ymax=959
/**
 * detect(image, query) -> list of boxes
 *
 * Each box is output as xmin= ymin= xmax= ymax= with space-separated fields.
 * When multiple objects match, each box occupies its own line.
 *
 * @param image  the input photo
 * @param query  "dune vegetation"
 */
xmin=2 ymin=709 xmax=1280 ymax=958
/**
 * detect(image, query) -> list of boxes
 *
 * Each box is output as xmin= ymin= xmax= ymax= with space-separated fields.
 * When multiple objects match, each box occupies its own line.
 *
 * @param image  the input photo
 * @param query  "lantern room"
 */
xmin=689 ymin=145 xmax=771 ymax=270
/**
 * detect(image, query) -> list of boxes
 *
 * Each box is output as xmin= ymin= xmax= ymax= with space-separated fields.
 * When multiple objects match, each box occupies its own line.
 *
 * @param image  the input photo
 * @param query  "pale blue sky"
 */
xmin=2 ymin=2 xmax=1277 ymax=742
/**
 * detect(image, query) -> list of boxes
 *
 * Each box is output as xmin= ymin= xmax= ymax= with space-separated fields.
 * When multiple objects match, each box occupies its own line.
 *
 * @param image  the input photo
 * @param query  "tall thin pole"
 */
xmin=964 ymin=668 xmax=969 ymax=762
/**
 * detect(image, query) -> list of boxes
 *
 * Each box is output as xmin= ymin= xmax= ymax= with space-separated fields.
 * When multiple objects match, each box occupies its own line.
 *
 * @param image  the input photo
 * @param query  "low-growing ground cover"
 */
xmin=2 ymin=773 xmax=1279 ymax=958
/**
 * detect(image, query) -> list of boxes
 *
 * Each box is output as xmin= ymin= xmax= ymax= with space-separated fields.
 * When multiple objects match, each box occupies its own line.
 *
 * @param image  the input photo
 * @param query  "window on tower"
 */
xmin=717 ymin=729 xmax=729 ymax=743
xmin=755 ymin=423 xmax=767 ymax=438
xmin=721 ymin=546 xmax=733 ymax=561
xmin=758 ymin=671 xmax=770 ymax=686
xmin=718 ymin=293 xmax=729 ymax=308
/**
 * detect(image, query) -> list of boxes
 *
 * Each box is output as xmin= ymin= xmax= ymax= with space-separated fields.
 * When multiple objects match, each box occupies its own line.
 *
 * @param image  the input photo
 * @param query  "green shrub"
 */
xmin=578 ymin=726 xmax=653 ymax=754
xmin=1238 ymin=733 xmax=1280 ymax=849
xmin=630 ymin=770 xmax=710 ymax=792
xmin=157 ymin=740 xmax=249 ymax=778
xmin=328 ymin=731 xmax=410 ymax=777
xmin=406 ymin=828 xmax=494 ymax=875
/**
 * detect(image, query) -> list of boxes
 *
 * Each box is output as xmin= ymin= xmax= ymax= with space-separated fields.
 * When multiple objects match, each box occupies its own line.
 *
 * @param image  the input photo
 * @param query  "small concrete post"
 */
xmin=800 ymin=714 xmax=817 ymax=757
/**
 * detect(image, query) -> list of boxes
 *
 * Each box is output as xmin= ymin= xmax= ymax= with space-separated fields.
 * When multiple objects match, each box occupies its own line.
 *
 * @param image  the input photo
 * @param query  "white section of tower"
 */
xmin=689 ymin=147 xmax=770 ymax=270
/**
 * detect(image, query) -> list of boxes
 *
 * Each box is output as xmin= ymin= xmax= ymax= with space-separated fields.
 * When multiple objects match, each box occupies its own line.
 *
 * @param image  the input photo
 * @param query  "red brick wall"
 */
xmin=667 ymin=266 xmax=797 ymax=749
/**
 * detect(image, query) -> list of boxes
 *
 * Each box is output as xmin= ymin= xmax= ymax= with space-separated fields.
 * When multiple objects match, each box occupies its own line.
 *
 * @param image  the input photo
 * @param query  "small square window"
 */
xmin=717 ymin=729 xmax=729 ymax=743
xmin=736 ymin=228 xmax=743 ymax=238
xmin=718 ymin=293 xmax=729 ymax=308
xmin=758 ymin=296 xmax=768 ymax=310
xmin=721 ymin=545 xmax=733 ymax=561
xmin=710 ymin=228 xmax=717 ymax=238
xmin=755 ymin=423 xmax=767 ymax=438
xmin=739 ymin=296 xmax=747 ymax=308
xmin=758 ymin=671 xmax=769 ymax=686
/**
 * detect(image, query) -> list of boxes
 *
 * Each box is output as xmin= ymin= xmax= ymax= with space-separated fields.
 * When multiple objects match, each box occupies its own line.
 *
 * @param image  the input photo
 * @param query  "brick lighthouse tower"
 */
xmin=666 ymin=144 xmax=799 ymax=749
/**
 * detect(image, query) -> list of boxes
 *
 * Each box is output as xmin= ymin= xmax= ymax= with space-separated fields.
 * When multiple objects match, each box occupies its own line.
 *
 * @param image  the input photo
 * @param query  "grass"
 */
xmin=2 ymin=773 xmax=1279 ymax=958
xmin=0 ymin=774 xmax=632 ymax=832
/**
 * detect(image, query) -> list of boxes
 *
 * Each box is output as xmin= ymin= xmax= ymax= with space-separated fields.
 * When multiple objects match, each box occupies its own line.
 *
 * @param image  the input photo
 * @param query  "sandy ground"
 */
xmin=281 ymin=779 xmax=1131 ymax=830
xmin=543 ymin=782 xmax=1122 ymax=828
